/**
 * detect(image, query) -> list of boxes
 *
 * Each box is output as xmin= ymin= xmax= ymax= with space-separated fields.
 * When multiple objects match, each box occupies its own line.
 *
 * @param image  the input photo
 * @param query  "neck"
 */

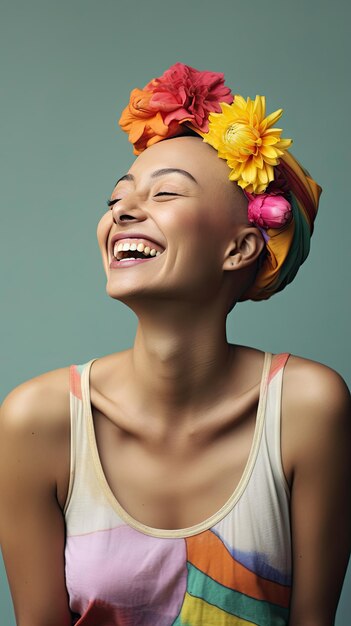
xmin=127 ymin=301 xmax=235 ymax=421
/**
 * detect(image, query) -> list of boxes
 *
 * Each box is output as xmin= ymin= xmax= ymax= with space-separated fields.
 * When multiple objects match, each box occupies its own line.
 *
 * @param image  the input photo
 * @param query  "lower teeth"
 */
xmin=118 ymin=257 xmax=148 ymax=262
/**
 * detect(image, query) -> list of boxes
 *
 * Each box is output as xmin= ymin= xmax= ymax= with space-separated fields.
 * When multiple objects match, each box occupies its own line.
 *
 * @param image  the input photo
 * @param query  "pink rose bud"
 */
xmin=247 ymin=194 xmax=292 ymax=229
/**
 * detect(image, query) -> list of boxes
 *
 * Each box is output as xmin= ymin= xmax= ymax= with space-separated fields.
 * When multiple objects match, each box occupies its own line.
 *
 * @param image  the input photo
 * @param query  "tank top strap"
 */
xmin=69 ymin=358 xmax=100 ymax=397
xmin=69 ymin=364 xmax=82 ymax=400
xmin=267 ymin=352 xmax=291 ymax=386
xmin=64 ymin=359 xmax=98 ymax=516
xmin=263 ymin=352 xmax=291 ymax=497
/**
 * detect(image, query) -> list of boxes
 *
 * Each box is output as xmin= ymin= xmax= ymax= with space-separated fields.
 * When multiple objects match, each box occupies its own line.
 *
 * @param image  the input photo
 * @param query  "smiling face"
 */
xmin=97 ymin=136 xmax=264 ymax=313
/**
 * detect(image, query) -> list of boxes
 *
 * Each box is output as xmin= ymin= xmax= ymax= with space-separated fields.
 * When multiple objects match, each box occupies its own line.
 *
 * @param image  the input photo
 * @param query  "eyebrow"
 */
xmin=151 ymin=168 xmax=198 ymax=183
xmin=114 ymin=173 xmax=134 ymax=186
xmin=114 ymin=167 xmax=198 ymax=188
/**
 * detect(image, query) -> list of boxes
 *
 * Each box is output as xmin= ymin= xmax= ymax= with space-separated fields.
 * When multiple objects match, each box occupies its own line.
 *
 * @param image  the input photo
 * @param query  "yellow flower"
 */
xmin=202 ymin=95 xmax=292 ymax=194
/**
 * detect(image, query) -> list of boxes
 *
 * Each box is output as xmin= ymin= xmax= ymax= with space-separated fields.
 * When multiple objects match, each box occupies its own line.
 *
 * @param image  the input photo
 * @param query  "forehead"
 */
xmin=128 ymin=136 xmax=233 ymax=188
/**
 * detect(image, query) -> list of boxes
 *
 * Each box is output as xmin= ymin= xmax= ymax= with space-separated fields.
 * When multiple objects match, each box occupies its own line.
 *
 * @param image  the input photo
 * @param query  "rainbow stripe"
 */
xmin=171 ymin=530 xmax=290 ymax=625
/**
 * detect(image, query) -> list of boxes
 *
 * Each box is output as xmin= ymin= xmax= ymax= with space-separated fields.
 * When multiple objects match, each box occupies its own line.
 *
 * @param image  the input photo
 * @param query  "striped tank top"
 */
xmin=64 ymin=352 xmax=292 ymax=625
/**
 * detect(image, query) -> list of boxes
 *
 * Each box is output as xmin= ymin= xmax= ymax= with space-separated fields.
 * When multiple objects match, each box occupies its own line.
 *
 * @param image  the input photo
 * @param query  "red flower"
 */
xmin=146 ymin=63 xmax=233 ymax=132
xmin=119 ymin=63 xmax=234 ymax=153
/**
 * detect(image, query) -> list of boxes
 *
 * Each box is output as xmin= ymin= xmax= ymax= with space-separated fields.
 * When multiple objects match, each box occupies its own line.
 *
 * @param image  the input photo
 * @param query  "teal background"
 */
xmin=1 ymin=0 xmax=350 ymax=623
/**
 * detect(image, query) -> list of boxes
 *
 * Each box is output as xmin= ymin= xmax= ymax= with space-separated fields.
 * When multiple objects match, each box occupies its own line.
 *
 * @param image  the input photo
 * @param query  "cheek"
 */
xmin=168 ymin=212 xmax=225 ymax=277
xmin=163 ymin=203 xmax=213 ymax=238
xmin=96 ymin=212 xmax=112 ymax=253
xmin=172 ymin=209 xmax=225 ymax=254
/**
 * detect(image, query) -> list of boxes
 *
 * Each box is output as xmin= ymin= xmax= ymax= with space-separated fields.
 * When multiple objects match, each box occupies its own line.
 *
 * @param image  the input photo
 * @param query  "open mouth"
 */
xmin=111 ymin=238 xmax=165 ymax=264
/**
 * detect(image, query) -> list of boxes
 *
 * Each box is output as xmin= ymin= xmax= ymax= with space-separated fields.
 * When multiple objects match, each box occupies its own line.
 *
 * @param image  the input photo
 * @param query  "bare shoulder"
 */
xmin=1 ymin=365 xmax=71 ymax=437
xmin=283 ymin=353 xmax=350 ymax=418
xmin=281 ymin=354 xmax=351 ymax=482
xmin=0 ymin=366 xmax=72 ymax=498
xmin=0 ymin=365 xmax=74 ymax=517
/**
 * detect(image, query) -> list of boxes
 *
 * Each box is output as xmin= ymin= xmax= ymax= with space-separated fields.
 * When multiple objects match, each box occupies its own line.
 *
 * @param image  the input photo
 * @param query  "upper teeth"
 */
xmin=113 ymin=240 xmax=162 ymax=259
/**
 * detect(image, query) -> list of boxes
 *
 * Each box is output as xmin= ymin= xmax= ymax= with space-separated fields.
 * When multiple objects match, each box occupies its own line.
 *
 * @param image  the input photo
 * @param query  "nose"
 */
xmin=112 ymin=199 xmax=147 ymax=226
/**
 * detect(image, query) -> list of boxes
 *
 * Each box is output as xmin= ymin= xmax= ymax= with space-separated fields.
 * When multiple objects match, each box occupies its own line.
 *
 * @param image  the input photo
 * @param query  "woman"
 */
xmin=0 ymin=63 xmax=350 ymax=626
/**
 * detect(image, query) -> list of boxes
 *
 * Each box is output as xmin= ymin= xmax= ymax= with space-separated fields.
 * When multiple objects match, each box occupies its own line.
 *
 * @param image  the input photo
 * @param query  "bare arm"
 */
xmin=0 ymin=372 xmax=73 ymax=626
xmin=282 ymin=359 xmax=351 ymax=626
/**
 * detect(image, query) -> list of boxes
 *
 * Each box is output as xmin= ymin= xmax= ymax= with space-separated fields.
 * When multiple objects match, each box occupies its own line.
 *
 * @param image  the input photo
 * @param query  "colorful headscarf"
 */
xmin=118 ymin=63 xmax=322 ymax=301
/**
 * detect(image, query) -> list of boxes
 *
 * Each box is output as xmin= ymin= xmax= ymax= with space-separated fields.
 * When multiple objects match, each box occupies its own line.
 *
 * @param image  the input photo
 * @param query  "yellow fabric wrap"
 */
xmin=240 ymin=151 xmax=322 ymax=301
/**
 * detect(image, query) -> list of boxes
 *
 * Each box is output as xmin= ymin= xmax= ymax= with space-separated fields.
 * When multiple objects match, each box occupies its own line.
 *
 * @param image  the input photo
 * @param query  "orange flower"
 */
xmin=119 ymin=88 xmax=175 ymax=155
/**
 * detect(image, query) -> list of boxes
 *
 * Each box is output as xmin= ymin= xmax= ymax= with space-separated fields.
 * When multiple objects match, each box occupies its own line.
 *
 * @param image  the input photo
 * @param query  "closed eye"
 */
xmin=107 ymin=198 xmax=121 ymax=207
xmin=106 ymin=191 xmax=181 ymax=211
xmin=154 ymin=192 xmax=181 ymax=197
xmin=107 ymin=192 xmax=179 ymax=207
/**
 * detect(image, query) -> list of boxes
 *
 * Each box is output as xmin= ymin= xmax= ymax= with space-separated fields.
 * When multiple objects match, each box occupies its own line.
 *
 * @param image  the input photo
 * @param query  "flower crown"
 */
xmin=118 ymin=63 xmax=322 ymax=302
xmin=119 ymin=62 xmax=293 ymax=231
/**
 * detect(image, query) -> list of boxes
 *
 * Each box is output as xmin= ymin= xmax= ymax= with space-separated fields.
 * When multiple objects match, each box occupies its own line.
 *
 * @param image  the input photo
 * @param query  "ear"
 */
xmin=222 ymin=227 xmax=265 ymax=271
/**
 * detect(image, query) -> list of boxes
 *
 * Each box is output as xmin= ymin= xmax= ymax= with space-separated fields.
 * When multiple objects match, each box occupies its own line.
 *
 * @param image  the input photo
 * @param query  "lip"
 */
xmin=109 ymin=232 xmax=165 ymax=258
xmin=109 ymin=257 xmax=157 ymax=269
